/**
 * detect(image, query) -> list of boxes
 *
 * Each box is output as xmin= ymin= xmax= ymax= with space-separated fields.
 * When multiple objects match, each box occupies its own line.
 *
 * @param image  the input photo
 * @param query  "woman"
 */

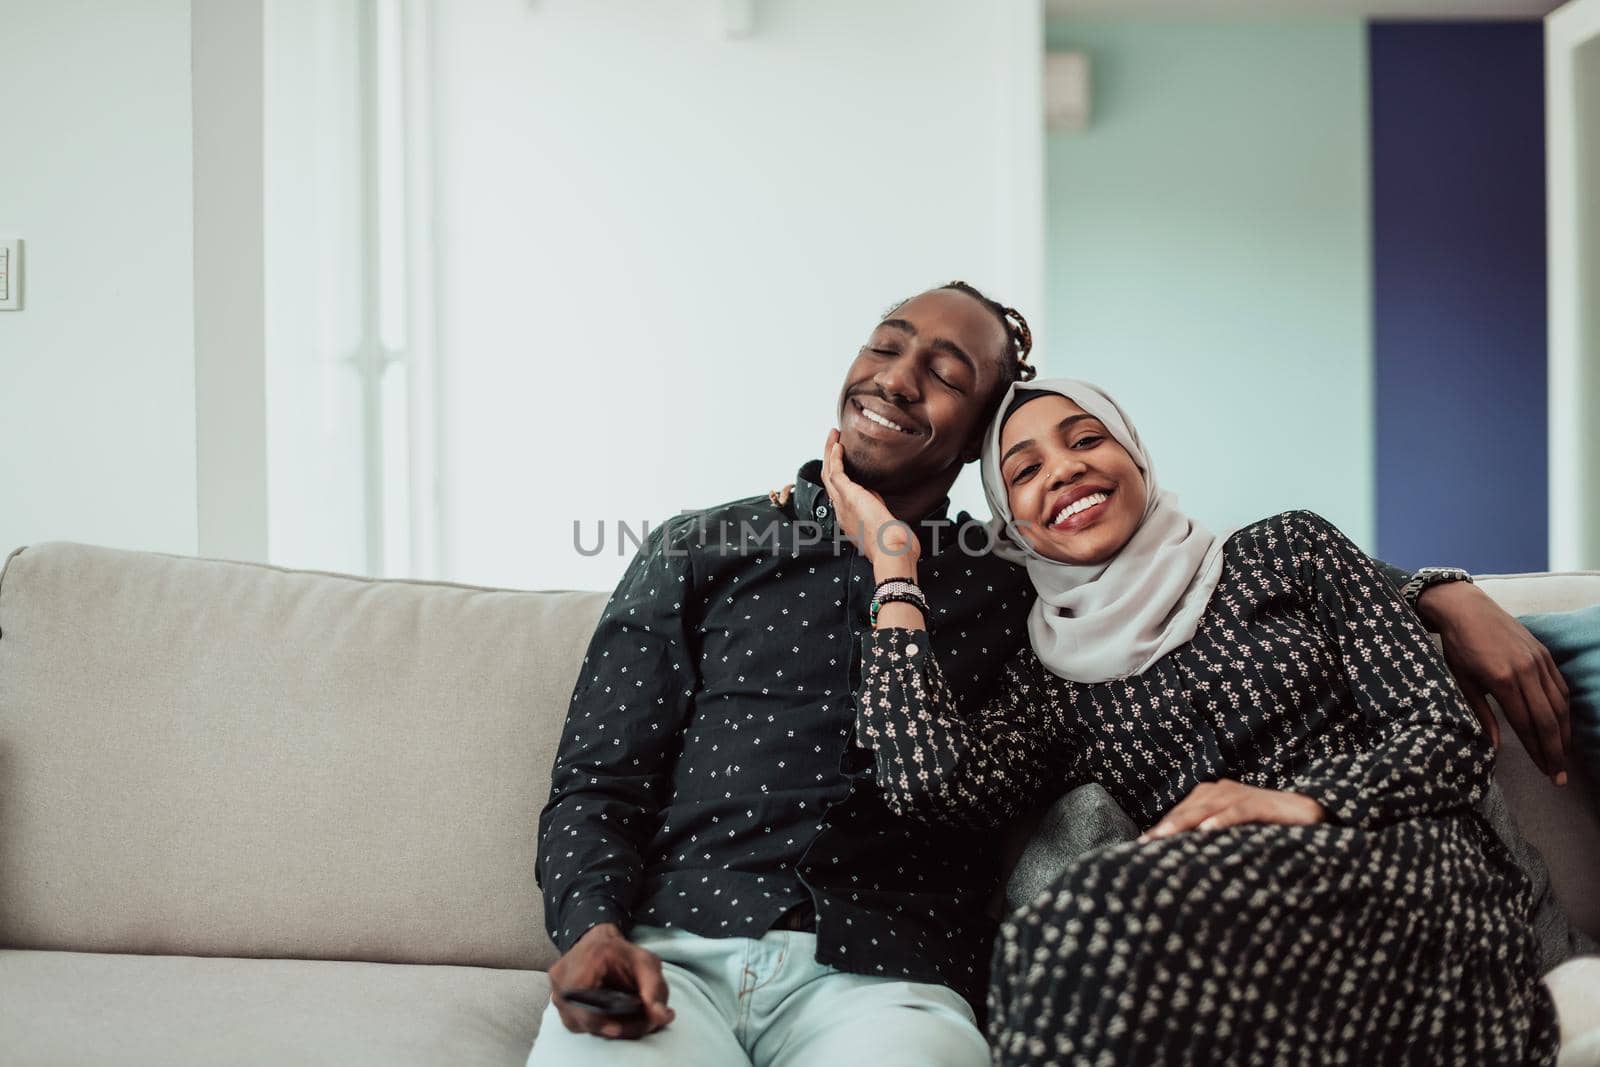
xmin=823 ymin=378 xmax=1560 ymax=1065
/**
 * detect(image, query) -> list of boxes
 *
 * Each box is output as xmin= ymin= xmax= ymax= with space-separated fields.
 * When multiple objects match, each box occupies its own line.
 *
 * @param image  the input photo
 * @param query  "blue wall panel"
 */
xmin=1371 ymin=22 xmax=1547 ymax=573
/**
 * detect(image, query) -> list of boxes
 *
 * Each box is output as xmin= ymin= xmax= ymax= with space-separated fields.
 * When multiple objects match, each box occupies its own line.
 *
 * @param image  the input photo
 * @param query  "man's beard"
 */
xmin=841 ymin=446 xmax=925 ymax=498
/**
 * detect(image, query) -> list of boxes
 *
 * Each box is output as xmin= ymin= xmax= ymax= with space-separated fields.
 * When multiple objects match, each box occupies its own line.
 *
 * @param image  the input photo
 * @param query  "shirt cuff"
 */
xmin=863 ymin=625 xmax=927 ymax=657
xmin=1287 ymin=774 xmax=1368 ymax=830
xmin=552 ymin=893 xmax=629 ymax=953
xmin=857 ymin=626 xmax=924 ymax=756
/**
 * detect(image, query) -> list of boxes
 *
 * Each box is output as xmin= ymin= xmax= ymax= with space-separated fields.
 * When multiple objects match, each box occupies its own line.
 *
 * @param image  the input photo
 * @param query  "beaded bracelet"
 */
xmin=870 ymin=580 xmax=929 ymax=626
xmin=872 ymin=591 xmax=929 ymax=625
xmin=873 ymin=577 xmax=923 ymax=600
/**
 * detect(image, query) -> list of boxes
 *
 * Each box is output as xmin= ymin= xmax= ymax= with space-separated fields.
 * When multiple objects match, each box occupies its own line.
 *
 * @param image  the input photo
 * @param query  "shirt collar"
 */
xmin=792 ymin=459 xmax=953 ymax=529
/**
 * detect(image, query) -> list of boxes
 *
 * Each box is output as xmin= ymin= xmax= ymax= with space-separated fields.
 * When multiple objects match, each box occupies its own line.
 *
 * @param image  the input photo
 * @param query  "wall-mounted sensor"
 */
xmin=1045 ymin=52 xmax=1091 ymax=134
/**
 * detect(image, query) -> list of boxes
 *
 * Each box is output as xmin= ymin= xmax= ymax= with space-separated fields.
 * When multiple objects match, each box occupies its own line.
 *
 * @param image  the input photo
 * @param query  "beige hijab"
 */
xmin=981 ymin=378 xmax=1229 ymax=684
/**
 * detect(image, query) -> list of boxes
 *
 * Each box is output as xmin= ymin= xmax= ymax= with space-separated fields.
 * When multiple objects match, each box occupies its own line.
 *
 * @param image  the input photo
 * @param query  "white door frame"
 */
xmin=1547 ymin=0 xmax=1600 ymax=569
xmin=194 ymin=0 xmax=270 ymax=564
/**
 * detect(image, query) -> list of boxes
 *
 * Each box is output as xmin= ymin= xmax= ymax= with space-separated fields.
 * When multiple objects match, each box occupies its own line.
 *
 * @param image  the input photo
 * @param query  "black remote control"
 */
xmin=563 ymin=988 xmax=647 ymax=1017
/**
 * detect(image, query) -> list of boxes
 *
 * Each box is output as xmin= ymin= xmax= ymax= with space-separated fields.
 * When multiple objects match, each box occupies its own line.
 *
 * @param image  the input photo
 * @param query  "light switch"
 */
xmin=0 ymin=238 xmax=21 ymax=311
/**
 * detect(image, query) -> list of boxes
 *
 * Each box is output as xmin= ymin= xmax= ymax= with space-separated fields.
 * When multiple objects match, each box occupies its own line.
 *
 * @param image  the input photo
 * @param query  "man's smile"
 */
xmin=847 ymin=396 xmax=923 ymax=440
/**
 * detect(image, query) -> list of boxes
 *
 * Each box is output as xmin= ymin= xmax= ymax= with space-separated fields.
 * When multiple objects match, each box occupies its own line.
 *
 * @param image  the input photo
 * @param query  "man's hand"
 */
xmin=1417 ymin=581 xmax=1572 ymax=786
xmin=1138 ymin=779 xmax=1325 ymax=842
xmin=548 ymin=924 xmax=675 ymax=1040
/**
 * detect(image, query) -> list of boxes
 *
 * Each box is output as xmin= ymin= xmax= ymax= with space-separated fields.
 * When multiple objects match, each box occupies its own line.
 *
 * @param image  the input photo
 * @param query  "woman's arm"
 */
xmin=857 ymin=627 xmax=1073 ymax=827
xmin=1284 ymin=511 xmax=1496 ymax=830
xmin=818 ymin=432 xmax=1078 ymax=827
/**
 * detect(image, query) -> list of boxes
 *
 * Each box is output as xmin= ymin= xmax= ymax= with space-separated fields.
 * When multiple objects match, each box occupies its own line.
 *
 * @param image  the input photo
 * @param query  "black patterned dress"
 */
xmin=857 ymin=511 xmax=1559 ymax=1066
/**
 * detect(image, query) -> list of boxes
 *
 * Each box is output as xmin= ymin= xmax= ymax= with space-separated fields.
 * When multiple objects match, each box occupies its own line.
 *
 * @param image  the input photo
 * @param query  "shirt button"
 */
xmin=905 ymin=643 xmax=919 ymax=657
xmin=814 ymin=505 xmax=829 ymax=520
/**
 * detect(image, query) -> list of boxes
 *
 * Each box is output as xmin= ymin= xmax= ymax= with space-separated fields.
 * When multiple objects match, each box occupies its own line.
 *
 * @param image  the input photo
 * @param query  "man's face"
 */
xmin=834 ymin=289 xmax=1008 ymax=494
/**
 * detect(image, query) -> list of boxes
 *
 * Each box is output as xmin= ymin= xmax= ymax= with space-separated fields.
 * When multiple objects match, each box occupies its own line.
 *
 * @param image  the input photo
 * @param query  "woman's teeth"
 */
xmin=861 ymin=406 xmax=912 ymax=433
xmin=1051 ymin=491 xmax=1109 ymax=527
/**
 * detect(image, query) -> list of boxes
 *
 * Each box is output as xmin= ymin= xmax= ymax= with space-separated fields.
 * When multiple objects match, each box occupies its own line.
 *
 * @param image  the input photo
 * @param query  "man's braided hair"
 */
xmin=936 ymin=280 xmax=1036 ymax=388
xmin=768 ymin=283 xmax=1036 ymax=507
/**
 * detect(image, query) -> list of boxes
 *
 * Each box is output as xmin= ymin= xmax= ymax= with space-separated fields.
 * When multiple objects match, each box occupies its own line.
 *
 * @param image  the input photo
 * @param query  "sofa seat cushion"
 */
xmin=0 ymin=950 xmax=550 ymax=1067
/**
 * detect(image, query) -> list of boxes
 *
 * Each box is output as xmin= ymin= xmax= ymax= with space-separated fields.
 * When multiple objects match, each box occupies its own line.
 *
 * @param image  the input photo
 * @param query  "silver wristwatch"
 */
xmin=1399 ymin=566 xmax=1474 ymax=609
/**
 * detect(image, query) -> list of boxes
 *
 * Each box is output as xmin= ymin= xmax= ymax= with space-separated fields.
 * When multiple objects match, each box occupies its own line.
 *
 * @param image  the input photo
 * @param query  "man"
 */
xmin=527 ymin=282 xmax=1571 ymax=1066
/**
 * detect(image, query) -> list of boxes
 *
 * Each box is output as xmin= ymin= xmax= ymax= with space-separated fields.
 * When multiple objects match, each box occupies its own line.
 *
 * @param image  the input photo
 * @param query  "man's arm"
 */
xmin=536 ymin=518 xmax=698 ymax=1037
xmin=1414 ymin=580 xmax=1571 ymax=784
xmin=1371 ymin=558 xmax=1414 ymax=597
xmin=1375 ymin=559 xmax=1571 ymax=785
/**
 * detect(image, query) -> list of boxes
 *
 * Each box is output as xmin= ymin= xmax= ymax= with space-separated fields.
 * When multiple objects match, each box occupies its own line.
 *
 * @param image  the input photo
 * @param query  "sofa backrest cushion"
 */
xmin=2 ymin=544 xmax=1597 ymax=966
xmin=0 ymin=542 xmax=606 ymax=970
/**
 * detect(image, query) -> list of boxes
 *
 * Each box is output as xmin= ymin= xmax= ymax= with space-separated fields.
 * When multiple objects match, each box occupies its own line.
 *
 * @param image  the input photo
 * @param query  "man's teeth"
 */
xmin=861 ymin=407 xmax=910 ymax=433
xmin=1051 ymin=492 xmax=1109 ymax=526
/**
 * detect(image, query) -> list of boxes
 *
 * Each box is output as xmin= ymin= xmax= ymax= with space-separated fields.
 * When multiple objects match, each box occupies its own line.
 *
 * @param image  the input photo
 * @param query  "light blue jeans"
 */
xmin=525 ymin=925 xmax=990 ymax=1067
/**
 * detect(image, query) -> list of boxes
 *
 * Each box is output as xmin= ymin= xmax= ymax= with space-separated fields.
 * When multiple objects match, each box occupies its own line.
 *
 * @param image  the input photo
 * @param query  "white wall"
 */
xmin=432 ymin=0 xmax=1044 ymax=591
xmin=0 ymin=0 xmax=198 ymax=557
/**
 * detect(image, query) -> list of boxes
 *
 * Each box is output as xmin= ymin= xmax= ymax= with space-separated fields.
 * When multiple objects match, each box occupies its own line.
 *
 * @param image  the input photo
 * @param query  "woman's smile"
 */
xmin=1045 ymin=486 xmax=1115 ymax=532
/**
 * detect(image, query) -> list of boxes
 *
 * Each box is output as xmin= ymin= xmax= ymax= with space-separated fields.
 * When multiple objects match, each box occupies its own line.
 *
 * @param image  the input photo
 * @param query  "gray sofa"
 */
xmin=0 ymin=542 xmax=1596 ymax=1065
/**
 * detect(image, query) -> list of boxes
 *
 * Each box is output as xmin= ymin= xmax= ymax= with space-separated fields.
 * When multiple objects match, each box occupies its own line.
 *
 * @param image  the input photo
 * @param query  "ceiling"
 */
xmin=1045 ymin=0 xmax=1565 ymax=18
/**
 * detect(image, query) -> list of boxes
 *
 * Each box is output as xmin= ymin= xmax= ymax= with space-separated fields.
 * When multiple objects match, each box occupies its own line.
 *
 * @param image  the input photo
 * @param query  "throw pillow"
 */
xmin=1520 ymin=604 xmax=1600 ymax=790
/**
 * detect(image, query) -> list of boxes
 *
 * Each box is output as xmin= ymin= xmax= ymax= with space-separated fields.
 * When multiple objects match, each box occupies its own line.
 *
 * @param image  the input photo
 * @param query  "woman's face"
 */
xmin=997 ymin=394 xmax=1147 ymax=565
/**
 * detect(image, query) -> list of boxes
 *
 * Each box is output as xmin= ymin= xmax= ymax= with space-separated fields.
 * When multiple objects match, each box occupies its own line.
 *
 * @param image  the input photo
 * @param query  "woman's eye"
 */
xmin=1011 ymin=463 xmax=1039 ymax=485
xmin=869 ymin=347 xmax=897 ymax=356
xmin=1072 ymin=434 xmax=1104 ymax=449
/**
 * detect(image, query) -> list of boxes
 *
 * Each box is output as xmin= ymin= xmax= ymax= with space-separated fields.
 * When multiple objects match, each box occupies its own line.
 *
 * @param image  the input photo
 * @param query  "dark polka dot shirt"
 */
xmin=536 ymin=460 xmax=1035 ymax=1009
